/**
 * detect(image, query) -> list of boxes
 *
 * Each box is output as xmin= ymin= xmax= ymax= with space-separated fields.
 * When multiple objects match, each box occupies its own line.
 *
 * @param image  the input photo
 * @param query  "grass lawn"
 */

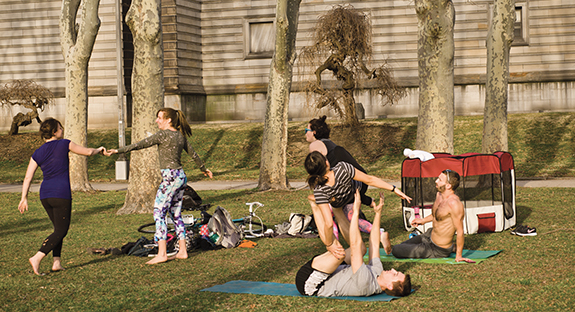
xmin=1 ymin=187 xmax=573 ymax=311
xmin=2 ymin=112 xmax=575 ymax=184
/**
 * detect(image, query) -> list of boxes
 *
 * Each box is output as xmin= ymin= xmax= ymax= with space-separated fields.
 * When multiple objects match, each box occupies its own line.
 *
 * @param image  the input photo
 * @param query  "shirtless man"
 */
xmin=391 ymin=169 xmax=473 ymax=262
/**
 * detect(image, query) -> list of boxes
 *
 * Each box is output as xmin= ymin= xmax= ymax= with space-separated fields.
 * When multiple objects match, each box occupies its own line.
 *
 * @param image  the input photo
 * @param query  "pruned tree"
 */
xmin=60 ymin=0 xmax=101 ymax=191
xmin=300 ymin=4 xmax=405 ymax=126
xmin=0 ymin=80 xmax=53 ymax=135
xmin=116 ymin=0 xmax=163 ymax=214
xmin=414 ymin=0 xmax=455 ymax=154
xmin=483 ymin=0 xmax=515 ymax=154
xmin=258 ymin=0 xmax=302 ymax=191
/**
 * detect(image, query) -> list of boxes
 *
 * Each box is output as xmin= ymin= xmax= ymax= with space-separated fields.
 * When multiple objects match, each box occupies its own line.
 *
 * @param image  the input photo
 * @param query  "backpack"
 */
xmin=207 ymin=206 xmax=244 ymax=248
xmin=182 ymin=185 xmax=203 ymax=209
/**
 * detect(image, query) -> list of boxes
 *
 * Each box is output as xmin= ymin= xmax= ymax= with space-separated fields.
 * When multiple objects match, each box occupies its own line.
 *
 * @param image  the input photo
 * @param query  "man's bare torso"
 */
xmin=430 ymin=192 xmax=462 ymax=248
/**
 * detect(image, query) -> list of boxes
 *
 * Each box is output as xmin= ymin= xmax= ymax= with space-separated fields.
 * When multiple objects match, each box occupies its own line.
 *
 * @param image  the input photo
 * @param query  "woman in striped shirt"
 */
xmin=305 ymin=151 xmax=411 ymax=259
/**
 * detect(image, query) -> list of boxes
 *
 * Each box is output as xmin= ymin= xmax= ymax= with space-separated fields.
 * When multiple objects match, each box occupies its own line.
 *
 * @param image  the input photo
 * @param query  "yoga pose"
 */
xmin=296 ymin=190 xmax=411 ymax=297
xmin=305 ymin=116 xmax=391 ymax=252
xmin=19 ymin=118 xmax=105 ymax=275
xmin=305 ymin=151 xmax=411 ymax=260
xmin=105 ymin=108 xmax=212 ymax=264
xmin=392 ymin=170 xmax=472 ymax=262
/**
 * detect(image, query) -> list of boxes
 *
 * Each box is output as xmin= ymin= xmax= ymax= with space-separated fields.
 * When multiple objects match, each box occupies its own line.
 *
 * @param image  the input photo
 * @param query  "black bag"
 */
xmin=182 ymin=185 xmax=202 ymax=209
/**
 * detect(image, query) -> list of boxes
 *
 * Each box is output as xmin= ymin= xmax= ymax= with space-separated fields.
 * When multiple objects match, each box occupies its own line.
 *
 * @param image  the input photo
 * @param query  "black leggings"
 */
xmin=39 ymin=198 xmax=72 ymax=257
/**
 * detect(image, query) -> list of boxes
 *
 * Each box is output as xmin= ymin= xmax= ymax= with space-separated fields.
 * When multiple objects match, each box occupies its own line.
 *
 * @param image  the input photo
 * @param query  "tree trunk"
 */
xmin=258 ymin=0 xmax=302 ymax=191
xmin=483 ymin=0 xmax=514 ymax=154
xmin=60 ymin=0 xmax=101 ymax=192
xmin=116 ymin=0 xmax=163 ymax=214
xmin=414 ymin=0 xmax=455 ymax=154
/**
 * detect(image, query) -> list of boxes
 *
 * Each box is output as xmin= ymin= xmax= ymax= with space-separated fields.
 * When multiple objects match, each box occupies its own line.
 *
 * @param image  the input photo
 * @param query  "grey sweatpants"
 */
xmin=391 ymin=228 xmax=453 ymax=258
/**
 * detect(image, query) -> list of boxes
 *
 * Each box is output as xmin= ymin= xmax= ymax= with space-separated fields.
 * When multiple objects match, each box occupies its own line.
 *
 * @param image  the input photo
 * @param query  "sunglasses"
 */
xmin=304 ymin=128 xmax=312 ymax=134
xmin=443 ymin=169 xmax=452 ymax=184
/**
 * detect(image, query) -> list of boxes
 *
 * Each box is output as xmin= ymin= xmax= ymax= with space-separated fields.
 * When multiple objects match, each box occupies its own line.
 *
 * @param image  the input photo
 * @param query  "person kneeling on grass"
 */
xmin=295 ymin=190 xmax=411 ymax=297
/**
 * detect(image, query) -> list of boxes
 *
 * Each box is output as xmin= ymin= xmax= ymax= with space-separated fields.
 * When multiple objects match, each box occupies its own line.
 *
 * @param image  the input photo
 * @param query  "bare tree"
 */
xmin=116 ymin=0 xmax=163 ymax=214
xmin=60 ymin=0 xmax=101 ymax=191
xmin=0 ymin=80 xmax=53 ymax=135
xmin=483 ymin=0 xmax=515 ymax=154
xmin=300 ymin=5 xmax=405 ymax=126
xmin=258 ymin=0 xmax=302 ymax=191
xmin=414 ymin=0 xmax=455 ymax=154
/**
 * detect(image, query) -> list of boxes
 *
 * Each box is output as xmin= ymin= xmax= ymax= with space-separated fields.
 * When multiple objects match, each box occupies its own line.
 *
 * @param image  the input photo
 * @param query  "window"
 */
xmin=487 ymin=2 xmax=529 ymax=46
xmin=244 ymin=18 xmax=275 ymax=59
xmin=513 ymin=3 xmax=529 ymax=46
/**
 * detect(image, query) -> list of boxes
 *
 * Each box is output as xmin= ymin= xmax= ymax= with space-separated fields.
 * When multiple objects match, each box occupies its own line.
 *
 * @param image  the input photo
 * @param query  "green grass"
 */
xmin=1 ymin=188 xmax=573 ymax=311
xmin=3 ymin=112 xmax=575 ymax=184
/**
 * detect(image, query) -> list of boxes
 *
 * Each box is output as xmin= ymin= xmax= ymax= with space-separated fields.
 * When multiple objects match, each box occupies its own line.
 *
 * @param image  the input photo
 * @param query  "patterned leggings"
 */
xmin=153 ymin=169 xmax=187 ymax=242
xmin=332 ymin=202 xmax=384 ymax=239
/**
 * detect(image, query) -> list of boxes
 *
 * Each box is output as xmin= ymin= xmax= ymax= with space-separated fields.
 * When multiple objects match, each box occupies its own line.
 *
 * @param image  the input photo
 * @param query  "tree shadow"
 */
xmin=236 ymin=127 xmax=262 ymax=169
xmin=201 ymin=129 xmax=226 ymax=163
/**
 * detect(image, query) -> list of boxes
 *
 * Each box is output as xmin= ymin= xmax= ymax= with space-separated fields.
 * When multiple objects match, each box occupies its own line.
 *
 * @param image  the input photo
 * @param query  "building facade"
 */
xmin=1 ymin=0 xmax=574 ymax=131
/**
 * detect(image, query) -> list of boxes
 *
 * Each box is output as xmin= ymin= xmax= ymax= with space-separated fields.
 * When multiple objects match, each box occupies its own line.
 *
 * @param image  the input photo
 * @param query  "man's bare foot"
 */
xmin=381 ymin=231 xmax=392 ymax=255
xmin=146 ymin=255 xmax=169 ymax=265
xmin=29 ymin=254 xmax=44 ymax=276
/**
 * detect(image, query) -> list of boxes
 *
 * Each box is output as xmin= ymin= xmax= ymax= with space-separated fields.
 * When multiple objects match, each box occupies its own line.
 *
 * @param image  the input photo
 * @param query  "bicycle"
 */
xmin=232 ymin=202 xmax=268 ymax=238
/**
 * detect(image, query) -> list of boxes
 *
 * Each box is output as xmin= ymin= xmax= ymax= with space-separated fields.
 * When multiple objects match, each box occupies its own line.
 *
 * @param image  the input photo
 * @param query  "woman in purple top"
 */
xmin=18 ymin=118 xmax=105 ymax=275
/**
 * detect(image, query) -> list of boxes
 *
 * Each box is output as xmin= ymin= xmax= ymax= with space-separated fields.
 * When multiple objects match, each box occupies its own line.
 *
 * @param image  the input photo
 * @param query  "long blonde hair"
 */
xmin=157 ymin=108 xmax=192 ymax=138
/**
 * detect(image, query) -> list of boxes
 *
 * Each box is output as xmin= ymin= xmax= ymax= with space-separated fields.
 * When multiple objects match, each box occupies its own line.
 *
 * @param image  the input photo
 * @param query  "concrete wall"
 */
xmin=1 ymin=0 xmax=574 ymax=132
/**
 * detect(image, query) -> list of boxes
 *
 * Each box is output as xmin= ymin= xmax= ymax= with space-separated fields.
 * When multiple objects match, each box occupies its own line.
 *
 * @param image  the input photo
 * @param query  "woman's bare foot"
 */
xmin=381 ymin=231 xmax=392 ymax=255
xmin=51 ymin=257 xmax=64 ymax=271
xmin=29 ymin=252 xmax=45 ymax=276
xmin=168 ymin=250 xmax=188 ymax=260
xmin=146 ymin=255 xmax=169 ymax=265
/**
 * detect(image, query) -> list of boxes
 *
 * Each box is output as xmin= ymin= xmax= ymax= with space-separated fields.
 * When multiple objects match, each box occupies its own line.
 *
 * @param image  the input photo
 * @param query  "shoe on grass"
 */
xmin=515 ymin=226 xmax=537 ymax=236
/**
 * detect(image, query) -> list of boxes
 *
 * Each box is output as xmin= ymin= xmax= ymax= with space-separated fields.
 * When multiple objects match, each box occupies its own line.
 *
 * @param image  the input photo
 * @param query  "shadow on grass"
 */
xmin=515 ymin=205 xmax=533 ymax=226
xmin=201 ymin=129 xmax=226 ymax=164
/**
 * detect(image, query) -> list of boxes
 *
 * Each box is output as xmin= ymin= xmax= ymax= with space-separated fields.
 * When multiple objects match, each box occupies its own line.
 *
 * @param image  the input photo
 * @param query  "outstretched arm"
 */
xmin=368 ymin=192 xmax=384 ymax=261
xmin=69 ymin=141 xmax=105 ymax=156
xmin=449 ymin=198 xmax=472 ymax=262
xmin=353 ymin=169 xmax=412 ymax=203
xmin=350 ymin=189 xmax=365 ymax=274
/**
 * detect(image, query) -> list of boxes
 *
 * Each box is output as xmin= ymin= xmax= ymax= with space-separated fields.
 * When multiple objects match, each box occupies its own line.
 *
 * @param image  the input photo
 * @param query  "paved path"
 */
xmin=2 ymin=178 xmax=575 ymax=193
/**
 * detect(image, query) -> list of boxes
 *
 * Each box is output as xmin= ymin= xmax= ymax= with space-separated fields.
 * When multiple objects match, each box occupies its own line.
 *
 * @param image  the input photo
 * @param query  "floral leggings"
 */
xmin=332 ymin=202 xmax=384 ymax=239
xmin=153 ymin=168 xmax=187 ymax=242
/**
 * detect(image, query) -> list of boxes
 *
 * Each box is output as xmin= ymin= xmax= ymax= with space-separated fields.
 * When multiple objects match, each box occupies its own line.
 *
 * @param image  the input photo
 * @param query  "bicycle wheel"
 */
xmin=234 ymin=219 xmax=267 ymax=237
xmin=137 ymin=222 xmax=175 ymax=234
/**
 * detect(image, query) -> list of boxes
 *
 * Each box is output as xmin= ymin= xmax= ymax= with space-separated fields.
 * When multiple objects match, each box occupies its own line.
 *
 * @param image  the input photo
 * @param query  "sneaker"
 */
xmin=511 ymin=225 xmax=527 ymax=235
xmin=515 ymin=226 xmax=537 ymax=236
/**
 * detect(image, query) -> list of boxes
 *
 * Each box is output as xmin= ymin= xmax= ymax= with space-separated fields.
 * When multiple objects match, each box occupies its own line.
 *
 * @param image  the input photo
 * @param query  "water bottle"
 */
xmin=409 ymin=230 xmax=419 ymax=239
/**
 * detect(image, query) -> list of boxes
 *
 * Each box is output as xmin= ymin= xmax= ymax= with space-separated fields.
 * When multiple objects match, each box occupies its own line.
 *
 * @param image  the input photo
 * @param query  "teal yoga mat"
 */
xmin=365 ymin=248 xmax=502 ymax=264
xmin=200 ymin=280 xmax=404 ymax=302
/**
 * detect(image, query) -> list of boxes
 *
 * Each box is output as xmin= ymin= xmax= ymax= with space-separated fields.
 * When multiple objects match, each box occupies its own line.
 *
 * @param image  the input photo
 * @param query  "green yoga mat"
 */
xmin=201 ymin=280 xmax=406 ymax=302
xmin=365 ymin=248 xmax=502 ymax=264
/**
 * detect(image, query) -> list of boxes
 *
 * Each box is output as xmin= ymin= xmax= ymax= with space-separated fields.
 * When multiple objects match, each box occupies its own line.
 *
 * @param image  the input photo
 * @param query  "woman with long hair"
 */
xmin=305 ymin=151 xmax=411 ymax=259
xmin=305 ymin=116 xmax=392 ymax=253
xmin=105 ymin=108 xmax=212 ymax=264
xmin=19 ymin=118 xmax=105 ymax=275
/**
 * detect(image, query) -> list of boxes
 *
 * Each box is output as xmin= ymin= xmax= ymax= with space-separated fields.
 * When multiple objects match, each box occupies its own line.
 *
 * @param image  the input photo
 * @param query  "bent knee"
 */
xmin=307 ymin=194 xmax=316 ymax=202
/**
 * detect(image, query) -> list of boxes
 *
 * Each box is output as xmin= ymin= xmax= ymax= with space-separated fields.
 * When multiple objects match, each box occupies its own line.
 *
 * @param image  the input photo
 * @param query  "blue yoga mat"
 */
xmin=365 ymin=248 xmax=502 ymax=264
xmin=201 ymin=280 xmax=404 ymax=302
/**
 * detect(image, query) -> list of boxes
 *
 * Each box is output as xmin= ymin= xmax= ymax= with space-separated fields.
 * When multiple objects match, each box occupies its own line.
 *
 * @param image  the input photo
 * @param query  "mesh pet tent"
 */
xmin=401 ymin=152 xmax=516 ymax=234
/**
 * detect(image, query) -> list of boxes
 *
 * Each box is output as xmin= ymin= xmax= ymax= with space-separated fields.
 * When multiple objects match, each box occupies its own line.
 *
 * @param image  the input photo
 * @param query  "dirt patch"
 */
xmin=0 ymin=132 xmax=43 ymax=163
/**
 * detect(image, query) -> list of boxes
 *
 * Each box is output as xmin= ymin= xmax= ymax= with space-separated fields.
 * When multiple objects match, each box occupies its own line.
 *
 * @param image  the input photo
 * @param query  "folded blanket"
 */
xmin=201 ymin=280 xmax=404 ymax=302
xmin=365 ymin=248 xmax=502 ymax=264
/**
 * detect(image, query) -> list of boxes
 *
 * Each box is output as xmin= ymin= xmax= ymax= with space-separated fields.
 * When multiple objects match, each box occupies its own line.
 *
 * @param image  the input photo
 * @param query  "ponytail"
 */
xmin=305 ymin=151 xmax=329 ymax=189
xmin=158 ymin=108 xmax=192 ymax=138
